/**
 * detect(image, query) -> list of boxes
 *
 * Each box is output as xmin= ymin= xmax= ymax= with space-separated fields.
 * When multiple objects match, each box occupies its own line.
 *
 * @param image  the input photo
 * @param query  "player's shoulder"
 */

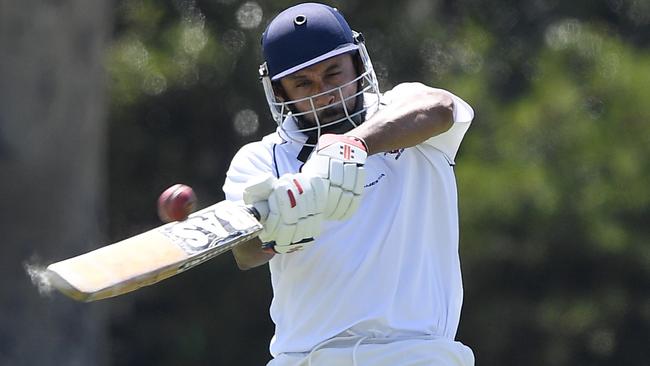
xmin=382 ymin=83 xmax=473 ymax=123
xmin=383 ymin=81 xmax=433 ymax=93
xmin=382 ymin=82 xmax=449 ymax=100
xmin=228 ymin=132 xmax=282 ymax=172
xmin=234 ymin=132 xmax=280 ymax=157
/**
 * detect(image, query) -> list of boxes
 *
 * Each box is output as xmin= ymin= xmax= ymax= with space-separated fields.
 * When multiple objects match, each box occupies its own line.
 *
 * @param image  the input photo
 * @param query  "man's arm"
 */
xmin=346 ymin=82 xmax=454 ymax=155
xmin=232 ymin=83 xmax=456 ymax=270
xmin=232 ymin=237 xmax=274 ymax=270
xmin=223 ymin=146 xmax=277 ymax=270
xmin=232 ymin=172 xmax=327 ymax=270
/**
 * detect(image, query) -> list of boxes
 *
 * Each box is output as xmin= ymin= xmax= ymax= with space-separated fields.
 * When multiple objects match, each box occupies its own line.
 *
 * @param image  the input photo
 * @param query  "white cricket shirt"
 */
xmin=223 ymin=84 xmax=474 ymax=357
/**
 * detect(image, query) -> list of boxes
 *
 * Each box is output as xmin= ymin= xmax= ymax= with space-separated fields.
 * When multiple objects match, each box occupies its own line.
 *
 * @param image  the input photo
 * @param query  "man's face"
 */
xmin=278 ymin=53 xmax=359 ymax=127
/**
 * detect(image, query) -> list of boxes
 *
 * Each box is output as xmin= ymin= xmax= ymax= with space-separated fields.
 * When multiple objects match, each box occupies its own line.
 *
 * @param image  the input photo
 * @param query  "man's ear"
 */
xmin=272 ymin=82 xmax=287 ymax=102
xmin=353 ymin=53 xmax=363 ymax=76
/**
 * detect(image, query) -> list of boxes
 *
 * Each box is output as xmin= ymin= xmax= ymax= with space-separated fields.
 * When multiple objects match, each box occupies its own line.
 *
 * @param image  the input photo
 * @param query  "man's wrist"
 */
xmin=342 ymin=133 xmax=371 ymax=155
xmin=342 ymin=134 xmax=368 ymax=152
xmin=319 ymin=134 xmax=368 ymax=151
xmin=315 ymin=134 xmax=368 ymax=164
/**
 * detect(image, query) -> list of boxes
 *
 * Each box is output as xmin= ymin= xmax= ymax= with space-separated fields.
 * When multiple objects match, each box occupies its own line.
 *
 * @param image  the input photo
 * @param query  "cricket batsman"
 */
xmin=223 ymin=3 xmax=475 ymax=365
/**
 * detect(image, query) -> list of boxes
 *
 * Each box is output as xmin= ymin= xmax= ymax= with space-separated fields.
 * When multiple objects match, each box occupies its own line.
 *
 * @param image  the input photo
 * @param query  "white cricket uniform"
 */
xmin=223 ymin=84 xmax=475 ymax=365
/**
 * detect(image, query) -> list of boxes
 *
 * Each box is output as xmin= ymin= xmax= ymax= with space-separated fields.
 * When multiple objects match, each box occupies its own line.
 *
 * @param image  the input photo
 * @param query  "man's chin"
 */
xmin=321 ymin=120 xmax=355 ymax=134
xmin=310 ymin=114 xmax=355 ymax=132
xmin=295 ymin=111 xmax=361 ymax=136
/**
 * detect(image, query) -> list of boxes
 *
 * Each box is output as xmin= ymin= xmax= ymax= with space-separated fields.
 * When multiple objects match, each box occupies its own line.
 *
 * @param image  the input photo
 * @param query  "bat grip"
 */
xmin=244 ymin=205 xmax=260 ymax=220
xmin=244 ymin=203 xmax=268 ymax=222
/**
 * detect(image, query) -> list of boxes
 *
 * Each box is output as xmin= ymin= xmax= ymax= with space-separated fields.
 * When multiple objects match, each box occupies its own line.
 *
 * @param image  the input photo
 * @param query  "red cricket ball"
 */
xmin=157 ymin=184 xmax=197 ymax=222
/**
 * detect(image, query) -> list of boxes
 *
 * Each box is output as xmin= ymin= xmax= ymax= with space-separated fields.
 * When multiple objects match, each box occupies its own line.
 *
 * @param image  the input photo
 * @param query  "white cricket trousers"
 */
xmin=267 ymin=335 xmax=475 ymax=366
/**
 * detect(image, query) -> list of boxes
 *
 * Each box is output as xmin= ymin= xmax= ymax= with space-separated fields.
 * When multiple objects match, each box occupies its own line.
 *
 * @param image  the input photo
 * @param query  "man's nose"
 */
xmin=312 ymin=83 xmax=336 ymax=107
xmin=314 ymin=94 xmax=335 ymax=108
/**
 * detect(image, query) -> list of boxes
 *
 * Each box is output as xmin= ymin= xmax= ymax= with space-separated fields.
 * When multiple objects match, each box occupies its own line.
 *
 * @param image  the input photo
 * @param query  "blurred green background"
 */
xmin=1 ymin=0 xmax=648 ymax=365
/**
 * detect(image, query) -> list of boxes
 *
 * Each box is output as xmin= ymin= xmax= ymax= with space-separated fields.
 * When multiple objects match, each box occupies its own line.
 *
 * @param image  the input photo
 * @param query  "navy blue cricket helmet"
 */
xmin=258 ymin=3 xmax=380 ymax=144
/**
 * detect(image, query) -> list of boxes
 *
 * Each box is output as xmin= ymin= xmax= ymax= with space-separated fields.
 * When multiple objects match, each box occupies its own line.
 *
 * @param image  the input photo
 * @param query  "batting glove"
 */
xmin=242 ymin=173 xmax=328 ymax=254
xmin=302 ymin=134 xmax=367 ymax=220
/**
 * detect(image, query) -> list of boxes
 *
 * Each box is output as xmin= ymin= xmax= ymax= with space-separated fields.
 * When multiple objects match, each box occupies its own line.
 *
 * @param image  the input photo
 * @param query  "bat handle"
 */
xmin=244 ymin=203 xmax=268 ymax=222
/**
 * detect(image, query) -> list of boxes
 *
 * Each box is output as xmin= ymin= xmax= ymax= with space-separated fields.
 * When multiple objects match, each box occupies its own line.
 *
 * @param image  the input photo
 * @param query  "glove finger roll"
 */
xmin=325 ymin=186 xmax=343 ymax=218
xmin=265 ymin=198 xmax=281 ymax=234
xmin=242 ymin=174 xmax=276 ymax=204
xmin=294 ymin=174 xmax=316 ymax=216
xmin=340 ymin=195 xmax=362 ymax=221
xmin=342 ymin=163 xmax=358 ymax=191
xmin=353 ymin=167 xmax=366 ymax=195
xmin=274 ymin=223 xmax=296 ymax=246
xmin=310 ymin=177 xmax=329 ymax=213
xmin=272 ymin=180 xmax=300 ymax=224
xmin=329 ymin=159 xmax=345 ymax=186
xmin=331 ymin=190 xmax=354 ymax=220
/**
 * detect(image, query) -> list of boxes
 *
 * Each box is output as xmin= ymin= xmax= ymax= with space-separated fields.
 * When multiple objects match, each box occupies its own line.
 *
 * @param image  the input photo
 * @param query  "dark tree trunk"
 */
xmin=0 ymin=0 xmax=110 ymax=364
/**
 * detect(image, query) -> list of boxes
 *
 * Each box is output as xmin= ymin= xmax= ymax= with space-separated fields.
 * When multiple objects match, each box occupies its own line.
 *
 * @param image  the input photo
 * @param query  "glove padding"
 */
xmin=302 ymin=134 xmax=367 ymax=220
xmin=242 ymin=173 xmax=328 ymax=254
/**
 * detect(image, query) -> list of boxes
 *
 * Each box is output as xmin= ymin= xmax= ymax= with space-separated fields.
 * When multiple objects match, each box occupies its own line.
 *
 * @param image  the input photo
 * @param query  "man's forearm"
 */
xmin=232 ymin=237 xmax=274 ymax=270
xmin=346 ymin=83 xmax=454 ymax=155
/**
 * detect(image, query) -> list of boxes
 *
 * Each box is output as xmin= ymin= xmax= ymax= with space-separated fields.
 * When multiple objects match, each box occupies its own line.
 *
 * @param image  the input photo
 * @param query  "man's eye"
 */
xmin=295 ymin=81 xmax=310 ymax=88
xmin=327 ymin=72 xmax=341 ymax=77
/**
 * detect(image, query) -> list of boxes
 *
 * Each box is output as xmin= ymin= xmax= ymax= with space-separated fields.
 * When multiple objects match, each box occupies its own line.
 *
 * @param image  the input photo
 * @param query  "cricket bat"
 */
xmin=46 ymin=200 xmax=263 ymax=302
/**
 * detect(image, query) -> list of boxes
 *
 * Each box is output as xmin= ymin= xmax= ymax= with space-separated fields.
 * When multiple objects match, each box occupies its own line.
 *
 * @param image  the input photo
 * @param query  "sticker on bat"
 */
xmin=158 ymin=204 xmax=246 ymax=255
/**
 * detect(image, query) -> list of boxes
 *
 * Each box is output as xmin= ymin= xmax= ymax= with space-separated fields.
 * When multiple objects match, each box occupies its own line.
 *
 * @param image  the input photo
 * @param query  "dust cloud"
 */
xmin=24 ymin=261 xmax=54 ymax=297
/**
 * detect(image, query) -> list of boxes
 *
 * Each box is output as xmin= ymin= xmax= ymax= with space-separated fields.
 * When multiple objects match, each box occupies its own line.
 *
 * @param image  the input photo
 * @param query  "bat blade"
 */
xmin=46 ymin=200 xmax=262 ymax=302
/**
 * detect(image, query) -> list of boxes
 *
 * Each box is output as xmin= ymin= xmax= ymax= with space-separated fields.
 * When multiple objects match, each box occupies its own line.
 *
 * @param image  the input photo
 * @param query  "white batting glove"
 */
xmin=302 ymin=134 xmax=368 ymax=220
xmin=242 ymin=174 xmax=275 ymax=222
xmin=242 ymin=173 xmax=328 ymax=254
